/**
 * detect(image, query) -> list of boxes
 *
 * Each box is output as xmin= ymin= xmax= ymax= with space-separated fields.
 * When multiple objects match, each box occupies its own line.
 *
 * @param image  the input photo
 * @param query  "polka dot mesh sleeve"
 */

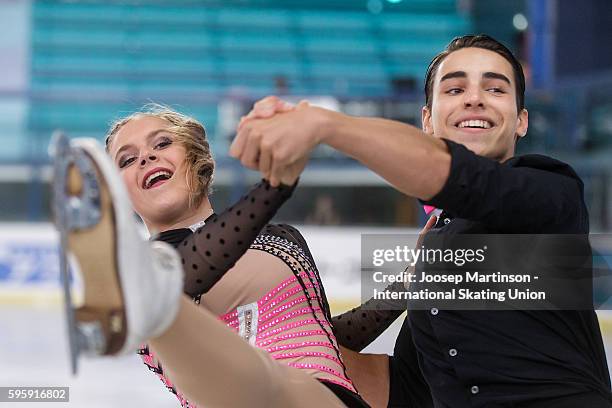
xmin=331 ymin=281 xmax=406 ymax=352
xmin=154 ymin=179 xmax=296 ymax=301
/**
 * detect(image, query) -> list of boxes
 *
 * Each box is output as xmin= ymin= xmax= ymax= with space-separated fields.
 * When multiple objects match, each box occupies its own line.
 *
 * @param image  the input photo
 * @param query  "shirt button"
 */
xmin=449 ymin=348 xmax=457 ymax=357
xmin=471 ymin=385 xmax=479 ymax=394
xmin=443 ymin=218 xmax=451 ymax=225
xmin=430 ymin=308 xmax=439 ymax=315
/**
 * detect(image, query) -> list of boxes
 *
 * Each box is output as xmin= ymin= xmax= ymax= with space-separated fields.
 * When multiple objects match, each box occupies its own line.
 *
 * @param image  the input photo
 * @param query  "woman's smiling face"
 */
xmin=109 ymin=115 xmax=193 ymax=228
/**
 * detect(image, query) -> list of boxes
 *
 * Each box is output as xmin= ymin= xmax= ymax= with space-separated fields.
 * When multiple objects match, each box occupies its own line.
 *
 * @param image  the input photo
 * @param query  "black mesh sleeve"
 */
xmin=332 ymin=281 xmax=406 ymax=352
xmin=156 ymin=179 xmax=296 ymax=299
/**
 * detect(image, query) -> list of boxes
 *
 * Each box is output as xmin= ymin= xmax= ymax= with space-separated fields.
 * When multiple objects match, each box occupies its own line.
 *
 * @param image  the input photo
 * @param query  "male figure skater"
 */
xmin=231 ymin=35 xmax=612 ymax=407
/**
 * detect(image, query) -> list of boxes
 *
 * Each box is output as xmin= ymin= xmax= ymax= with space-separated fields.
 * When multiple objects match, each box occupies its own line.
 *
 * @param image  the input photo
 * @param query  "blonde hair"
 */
xmin=106 ymin=104 xmax=215 ymax=208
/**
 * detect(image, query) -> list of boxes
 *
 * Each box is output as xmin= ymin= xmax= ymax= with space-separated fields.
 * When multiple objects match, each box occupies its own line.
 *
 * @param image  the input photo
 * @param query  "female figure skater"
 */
xmin=51 ymin=105 xmax=369 ymax=407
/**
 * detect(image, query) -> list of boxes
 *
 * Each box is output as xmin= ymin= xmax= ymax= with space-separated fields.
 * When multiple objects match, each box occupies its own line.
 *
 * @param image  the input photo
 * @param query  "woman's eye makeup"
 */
xmin=116 ymin=136 xmax=172 ymax=168
xmin=154 ymin=137 xmax=172 ymax=149
xmin=118 ymin=156 xmax=135 ymax=168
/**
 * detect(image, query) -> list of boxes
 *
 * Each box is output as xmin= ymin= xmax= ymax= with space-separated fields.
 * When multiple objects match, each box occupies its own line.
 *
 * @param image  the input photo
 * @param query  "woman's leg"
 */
xmin=52 ymin=137 xmax=347 ymax=408
xmin=149 ymin=296 xmax=346 ymax=408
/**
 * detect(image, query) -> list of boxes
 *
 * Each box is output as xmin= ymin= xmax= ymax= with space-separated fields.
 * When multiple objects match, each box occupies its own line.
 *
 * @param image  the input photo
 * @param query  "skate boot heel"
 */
xmin=50 ymin=132 xmax=127 ymax=374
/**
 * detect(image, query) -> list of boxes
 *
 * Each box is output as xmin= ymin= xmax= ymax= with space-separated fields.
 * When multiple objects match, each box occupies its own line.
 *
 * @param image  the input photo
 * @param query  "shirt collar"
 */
xmin=423 ymin=205 xmax=443 ymax=217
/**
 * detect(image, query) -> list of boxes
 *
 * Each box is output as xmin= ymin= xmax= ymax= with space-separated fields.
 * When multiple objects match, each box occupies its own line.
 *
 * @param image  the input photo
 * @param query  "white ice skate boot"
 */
xmin=49 ymin=133 xmax=183 ymax=374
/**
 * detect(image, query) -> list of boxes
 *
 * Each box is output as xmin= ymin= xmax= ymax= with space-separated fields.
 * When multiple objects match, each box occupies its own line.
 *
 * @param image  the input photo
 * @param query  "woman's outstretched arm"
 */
xmin=154 ymin=179 xmax=296 ymax=300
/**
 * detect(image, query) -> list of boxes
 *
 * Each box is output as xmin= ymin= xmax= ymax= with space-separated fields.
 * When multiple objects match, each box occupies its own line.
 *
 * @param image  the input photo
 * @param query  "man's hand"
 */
xmin=230 ymin=96 xmax=330 ymax=187
xmin=237 ymin=95 xmax=296 ymax=131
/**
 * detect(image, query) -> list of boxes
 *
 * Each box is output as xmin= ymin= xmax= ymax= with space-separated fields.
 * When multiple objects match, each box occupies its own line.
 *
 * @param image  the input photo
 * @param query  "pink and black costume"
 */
xmin=138 ymin=180 xmax=369 ymax=408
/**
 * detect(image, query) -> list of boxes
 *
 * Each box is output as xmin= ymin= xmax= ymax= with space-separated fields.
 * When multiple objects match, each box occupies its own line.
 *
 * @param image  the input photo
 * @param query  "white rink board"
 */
xmin=0 ymin=223 xmax=418 ymax=306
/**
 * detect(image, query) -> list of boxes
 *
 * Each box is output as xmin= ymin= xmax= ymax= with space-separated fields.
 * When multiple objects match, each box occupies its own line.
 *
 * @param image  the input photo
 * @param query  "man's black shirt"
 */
xmin=393 ymin=139 xmax=611 ymax=407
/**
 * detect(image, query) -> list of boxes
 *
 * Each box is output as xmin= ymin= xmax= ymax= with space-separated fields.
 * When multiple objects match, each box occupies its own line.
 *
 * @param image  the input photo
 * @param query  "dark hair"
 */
xmin=424 ymin=34 xmax=526 ymax=112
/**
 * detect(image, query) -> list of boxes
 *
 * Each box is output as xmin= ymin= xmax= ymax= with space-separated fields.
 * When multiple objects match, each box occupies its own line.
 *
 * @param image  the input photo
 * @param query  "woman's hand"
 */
xmin=231 ymin=97 xmax=326 ymax=187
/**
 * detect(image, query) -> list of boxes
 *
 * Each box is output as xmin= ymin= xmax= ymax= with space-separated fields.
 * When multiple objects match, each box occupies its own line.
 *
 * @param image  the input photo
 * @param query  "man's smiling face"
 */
xmin=422 ymin=47 xmax=528 ymax=162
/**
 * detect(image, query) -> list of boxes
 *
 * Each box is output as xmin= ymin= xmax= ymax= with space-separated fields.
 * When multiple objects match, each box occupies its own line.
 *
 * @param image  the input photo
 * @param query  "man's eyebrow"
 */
xmin=439 ymin=71 xmax=512 ymax=86
xmin=483 ymin=71 xmax=511 ymax=84
xmin=113 ymin=129 xmax=167 ymax=161
xmin=439 ymin=71 xmax=466 ymax=82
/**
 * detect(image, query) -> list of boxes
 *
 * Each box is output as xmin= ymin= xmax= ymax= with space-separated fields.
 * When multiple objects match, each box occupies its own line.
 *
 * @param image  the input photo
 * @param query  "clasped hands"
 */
xmin=229 ymin=96 xmax=327 ymax=187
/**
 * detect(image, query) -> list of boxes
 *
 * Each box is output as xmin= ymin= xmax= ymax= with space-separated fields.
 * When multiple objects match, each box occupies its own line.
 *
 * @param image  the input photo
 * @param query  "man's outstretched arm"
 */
xmin=230 ymin=97 xmax=450 ymax=201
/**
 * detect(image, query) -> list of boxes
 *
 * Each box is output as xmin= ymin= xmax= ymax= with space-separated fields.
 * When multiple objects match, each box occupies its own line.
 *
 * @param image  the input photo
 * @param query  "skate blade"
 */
xmin=50 ymin=133 xmax=127 ymax=374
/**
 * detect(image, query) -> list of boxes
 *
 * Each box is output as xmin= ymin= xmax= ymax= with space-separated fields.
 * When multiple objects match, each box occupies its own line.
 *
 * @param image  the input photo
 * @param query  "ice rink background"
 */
xmin=1 ymin=0 xmax=612 ymax=406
